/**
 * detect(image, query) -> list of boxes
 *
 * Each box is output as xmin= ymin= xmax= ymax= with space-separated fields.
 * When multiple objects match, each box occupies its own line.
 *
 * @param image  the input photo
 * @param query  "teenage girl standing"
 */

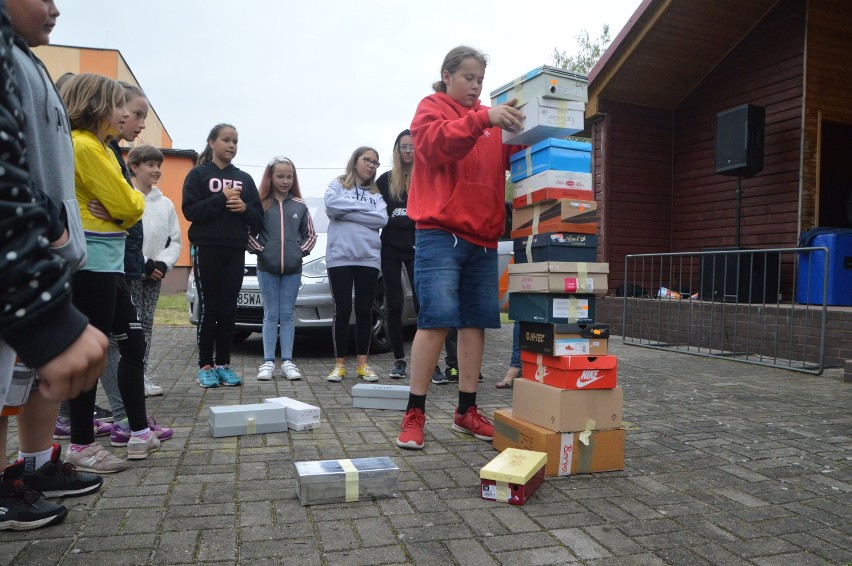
xmin=255 ymin=156 xmax=316 ymax=381
xmin=182 ymin=124 xmax=262 ymax=388
xmin=324 ymin=147 xmax=388 ymax=382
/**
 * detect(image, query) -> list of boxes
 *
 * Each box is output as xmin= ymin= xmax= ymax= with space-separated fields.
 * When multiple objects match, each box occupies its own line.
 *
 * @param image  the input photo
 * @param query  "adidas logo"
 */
xmin=576 ymin=369 xmax=603 ymax=388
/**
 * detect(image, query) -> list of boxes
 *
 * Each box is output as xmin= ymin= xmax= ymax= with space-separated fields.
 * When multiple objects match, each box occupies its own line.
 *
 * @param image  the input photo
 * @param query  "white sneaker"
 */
xmin=257 ymin=361 xmax=274 ymax=381
xmin=144 ymin=375 xmax=163 ymax=397
xmin=126 ymin=434 xmax=160 ymax=460
xmin=281 ymin=360 xmax=302 ymax=381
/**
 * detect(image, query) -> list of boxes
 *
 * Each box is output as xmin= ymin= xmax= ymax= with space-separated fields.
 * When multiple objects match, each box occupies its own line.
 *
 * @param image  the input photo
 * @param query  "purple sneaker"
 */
xmin=53 ymin=418 xmax=71 ymax=440
xmin=93 ymin=419 xmax=112 ymax=438
xmin=110 ymin=416 xmax=173 ymax=447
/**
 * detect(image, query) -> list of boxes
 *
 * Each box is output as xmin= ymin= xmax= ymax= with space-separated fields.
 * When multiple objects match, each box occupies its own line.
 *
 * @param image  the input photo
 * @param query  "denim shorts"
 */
xmin=414 ymin=229 xmax=500 ymax=329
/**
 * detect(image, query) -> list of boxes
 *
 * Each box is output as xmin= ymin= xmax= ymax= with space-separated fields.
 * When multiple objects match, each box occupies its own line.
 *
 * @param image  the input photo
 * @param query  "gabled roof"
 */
xmin=586 ymin=0 xmax=780 ymax=116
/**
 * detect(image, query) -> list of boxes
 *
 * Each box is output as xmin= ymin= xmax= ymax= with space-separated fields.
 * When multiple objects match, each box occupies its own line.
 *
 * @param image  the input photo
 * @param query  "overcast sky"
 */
xmin=49 ymin=0 xmax=641 ymax=197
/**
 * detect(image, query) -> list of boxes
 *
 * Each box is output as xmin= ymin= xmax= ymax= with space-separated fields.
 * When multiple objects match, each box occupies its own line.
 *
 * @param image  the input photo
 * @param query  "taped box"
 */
xmin=509 ymin=140 xmax=591 ymax=183
xmin=208 ymin=403 xmax=288 ymax=438
xmin=511 ymin=199 xmax=597 ymax=239
xmin=352 ymin=383 xmax=409 ymax=411
xmin=513 ymin=379 xmax=623 ymax=432
xmin=513 ymin=232 xmax=598 ymax=264
xmin=490 ymin=65 xmax=589 ymax=106
xmin=480 ymin=448 xmax=547 ymax=506
xmin=521 ymin=351 xmax=617 ymax=390
xmin=519 ymin=321 xmax=609 ymax=356
xmin=508 ymin=292 xmax=595 ymax=324
xmin=513 ymin=186 xmax=593 ymax=210
xmin=502 ymin=98 xmax=585 ymax=145
xmin=493 ymin=409 xmax=625 ymax=477
xmin=508 ymin=261 xmax=609 ymax=295
xmin=264 ymin=397 xmax=321 ymax=431
xmin=294 ymin=456 xmax=399 ymax=506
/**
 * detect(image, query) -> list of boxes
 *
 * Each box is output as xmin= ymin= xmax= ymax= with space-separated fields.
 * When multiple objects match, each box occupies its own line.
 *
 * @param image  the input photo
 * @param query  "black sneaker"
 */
xmin=0 ymin=461 xmax=68 ymax=531
xmin=445 ymin=366 xmax=459 ymax=383
xmin=22 ymin=444 xmax=102 ymax=499
xmin=389 ymin=360 xmax=406 ymax=379
xmin=431 ymin=365 xmax=448 ymax=384
xmin=478 ymin=373 xmax=484 ymax=383
xmin=93 ymin=404 xmax=113 ymax=423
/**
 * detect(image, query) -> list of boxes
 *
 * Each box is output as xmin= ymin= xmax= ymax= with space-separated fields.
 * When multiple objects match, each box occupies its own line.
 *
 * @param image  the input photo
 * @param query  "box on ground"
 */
xmin=513 ymin=379 xmax=623 ymax=432
xmin=480 ymin=448 xmax=547 ymax=505
xmin=511 ymin=199 xmax=597 ymax=239
xmin=521 ymin=351 xmax=618 ymax=390
xmin=208 ymin=403 xmax=288 ymax=438
xmin=508 ymin=261 xmax=609 ymax=295
xmin=352 ymin=383 xmax=409 ymax=411
xmin=294 ymin=456 xmax=399 ymax=506
xmin=510 ymin=139 xmax=591 ymax=182
xmin=490 ymin=65 xmax=589 ymax=106
xmin=519 ymin=321 xmax=609 ymax=356
xmin=264 ymin=397 xmax=321 ymax=431
xmin=514 ymin=232 xmax=598 ymax=264
xmin=493 ymin=409 xmax=625 ymax=477
xmin=509 ymin=292 xmax=595 ymax=324
xmin=503 ymin=98 xmax=585 ymax=145
xmin=513 ymin=186 xmax=593 ymax=209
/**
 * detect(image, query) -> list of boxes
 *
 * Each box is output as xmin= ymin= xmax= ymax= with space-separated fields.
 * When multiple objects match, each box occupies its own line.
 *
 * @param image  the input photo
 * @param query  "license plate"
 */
xmin=237 ymin=292 xmax=262 ymax=307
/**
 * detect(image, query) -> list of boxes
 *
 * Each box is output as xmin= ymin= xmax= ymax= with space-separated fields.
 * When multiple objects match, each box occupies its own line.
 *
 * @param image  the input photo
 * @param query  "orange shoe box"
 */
xmin=520 ymin=351 xmax=617 ymax=390
xmin=511 ymin=199 xmax=597 ymax=239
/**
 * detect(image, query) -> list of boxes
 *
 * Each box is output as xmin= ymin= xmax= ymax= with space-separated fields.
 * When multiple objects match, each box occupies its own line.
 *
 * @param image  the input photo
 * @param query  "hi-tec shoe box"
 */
xmin=294 ymin=457 xmax=399 ymax=506
xmin=493 ymin=409 xmax=625 ymax=477
xmin=513 ymin=379 xmax=623 ymax=432
xmin=208 ymin=403 xmax=288 ymax=438
xmin=264 ymin=397 xmax=321 ymax=431
xmin=490 ymin=65 xmax=589 ymax=106
xmin=511 ymin=199 xmax=597 ymax=239
xmin=509 ymin=292 xmax=596 ymax=324
xmin=502 ymin=97 xmax=585 ymax=145
xmin=351 ymin=384 xmax=409 ymax=411
xmin=479 ymin=448 xmax=547 ymax=506
xmin=510 ymin=139 xmax=592 ymax=182
xmin=513 ymin=232 xmax=598 ymax=264
xmin=519 ymin=321 xmax=609 ymax=356
xmin=508 ymin=261 xmax=609 ymax=295
xmin=521 ymin=351 xmax=618 ymax=390
xmin=513 ymin=185 xmax=593 ymax=209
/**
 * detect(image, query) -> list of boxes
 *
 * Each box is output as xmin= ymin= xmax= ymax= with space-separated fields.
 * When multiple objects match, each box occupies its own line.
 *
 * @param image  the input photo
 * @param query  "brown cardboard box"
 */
xmin=512 ymin=379 xmax=623 ymax=432
xmin=519 ymin=321 xmax=609 ymax=356
xmin=511 ymin=199 xmax=597 ymax=239
xmin=508 ymin=261 xmax=609 ymax=295
xmin=493 ymin=409 xmax=625 ymax=477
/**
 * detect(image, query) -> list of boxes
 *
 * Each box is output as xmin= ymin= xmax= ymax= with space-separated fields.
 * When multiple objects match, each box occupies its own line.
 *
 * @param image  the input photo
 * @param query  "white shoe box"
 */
xmin=352 ymin=383 xmax=409 ymax=411
xmin=264 ymin=397 xmax=321 ymax=431
xmin=208 ymin=403 xmax=288 ymax=438
xmin=294 ymin=456 xmax=399 ymax=506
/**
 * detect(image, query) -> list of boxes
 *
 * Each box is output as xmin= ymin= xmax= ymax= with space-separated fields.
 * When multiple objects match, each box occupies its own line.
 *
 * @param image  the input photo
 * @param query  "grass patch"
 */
xmin=155 ymin=292 xmax=192 ymax=326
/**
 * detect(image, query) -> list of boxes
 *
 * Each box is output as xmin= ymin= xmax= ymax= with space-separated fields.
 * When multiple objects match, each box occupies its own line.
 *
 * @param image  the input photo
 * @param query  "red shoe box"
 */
xmin=520 ymin=351 xmax=617 ymax=390
xmin=480 ymin=448 xmax=547 ymax=506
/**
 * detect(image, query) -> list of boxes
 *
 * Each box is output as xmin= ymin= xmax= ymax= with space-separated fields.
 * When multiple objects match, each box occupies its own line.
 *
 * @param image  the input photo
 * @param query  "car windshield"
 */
xmin=304 ymin=197 xmax=330 ymax=233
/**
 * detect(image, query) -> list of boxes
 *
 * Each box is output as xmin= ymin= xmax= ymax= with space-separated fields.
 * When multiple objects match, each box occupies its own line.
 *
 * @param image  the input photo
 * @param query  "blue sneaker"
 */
xmin=197 ymin=367 xmax=219 ymax=388
xmin=215 ymin=366 xmax=242 ymax=386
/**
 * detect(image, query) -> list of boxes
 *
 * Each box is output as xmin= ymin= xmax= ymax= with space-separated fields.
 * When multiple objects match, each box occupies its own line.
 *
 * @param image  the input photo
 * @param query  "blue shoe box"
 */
xmin=514 ymin=232 xmax=598 ymax=264
xmin=508 ymin=292 xmax=596 ymax=324
xmin=510 ymin=139 xmax=592 ymax=182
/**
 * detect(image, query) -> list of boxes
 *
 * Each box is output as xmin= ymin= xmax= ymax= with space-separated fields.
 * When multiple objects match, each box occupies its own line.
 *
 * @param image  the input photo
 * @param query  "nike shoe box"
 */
xmin=508 ymin=261 xmax=609 ymax=295
xmin=208 ymin=403 xmax=288 ymax=438
xmin=513 ymin=232 xmax=598 ymax=264
xmin=513 ymin=379 xmax=623 ymax=432
xmin=511 ymin=199 xmax=597 ymax=239
xmin=294 ymin=456 xmax=399 ymax=506
xmin=480 ymin=448 xmax=547 ymax=506
xmin=509 ymin=292 xmax=596 ymax=325
xmin=519 ymin=321 xmax=609 ymax=356
xmin=264 ymin=397 xmax=321 ymax=431
xmin=351 ymin=383 xmax=409 ymax=411
xmin=520 ymin=351 xmax=617 ymax=390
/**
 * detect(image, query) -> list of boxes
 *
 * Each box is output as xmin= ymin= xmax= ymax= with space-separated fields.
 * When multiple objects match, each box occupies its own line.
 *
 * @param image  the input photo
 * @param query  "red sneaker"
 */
xmin=395 ymin=408 xmax=426 ymax=450
xmin=452 ymin=405 xmax=493 ymax=441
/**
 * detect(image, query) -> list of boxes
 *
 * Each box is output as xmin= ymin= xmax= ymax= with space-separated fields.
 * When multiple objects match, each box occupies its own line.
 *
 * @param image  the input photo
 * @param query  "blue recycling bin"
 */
xmin=797 ymin=230 xmax=852 ymax=306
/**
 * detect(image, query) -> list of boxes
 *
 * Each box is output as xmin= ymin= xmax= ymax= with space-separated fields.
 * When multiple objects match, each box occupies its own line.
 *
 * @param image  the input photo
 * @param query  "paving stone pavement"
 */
xmin=2 ymin=323 xmax=851 ymax=565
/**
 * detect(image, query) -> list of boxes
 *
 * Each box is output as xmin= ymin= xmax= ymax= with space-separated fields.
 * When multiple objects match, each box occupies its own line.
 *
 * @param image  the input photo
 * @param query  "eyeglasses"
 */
xmin=399 ymin=144 xmax=414 ymax=153
xmin=268 ymin=155 xmax=293 ymax=166
xmin=361 ymin=156 xmax=380 ymax=168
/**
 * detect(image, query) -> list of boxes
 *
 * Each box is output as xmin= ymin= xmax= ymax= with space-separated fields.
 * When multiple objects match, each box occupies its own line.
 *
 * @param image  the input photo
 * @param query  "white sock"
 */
xmin=19 ymin=446 xmax=54 ymax=473
xmin=131 ymin=427 xmax=152 ymax=440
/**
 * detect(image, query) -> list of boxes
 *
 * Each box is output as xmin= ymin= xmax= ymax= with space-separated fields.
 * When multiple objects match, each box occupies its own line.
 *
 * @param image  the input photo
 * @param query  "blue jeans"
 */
xmin=257 ymin=269 xmax=301 ymax=361
xmin=510 ymin=321 xmax=521 ymax=368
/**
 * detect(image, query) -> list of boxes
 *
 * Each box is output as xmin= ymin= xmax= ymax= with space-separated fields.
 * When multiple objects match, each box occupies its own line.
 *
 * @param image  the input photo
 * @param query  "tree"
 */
xmin=553 ymin=25 xmax=612 ymax=75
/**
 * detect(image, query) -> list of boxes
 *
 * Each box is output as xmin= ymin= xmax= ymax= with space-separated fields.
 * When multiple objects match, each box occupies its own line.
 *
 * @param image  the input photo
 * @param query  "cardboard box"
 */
xmin=512 ymin=379 xmax=623 ymax=432
xmin=521 ymin=351 xmax=618 ymax=390
xmin=513 ymin=186 xmax=594 ymax=209
xmin=351 ymin=383 xmax=409 ymax=411
xmin=511 ymin=199 xmax=597 ymax=239
xmin=490 ymin=65 xmax=589 ymax=106
xmin=508 ymin=292 xmax=596 ymax=324
xmin=294 ymin=456 xmax=399 ymax=506
xmin=519 ymin=321 xmax=609 ymax=356
xmin=208 ymin=404 xmax=288 ymax=438
xmin=493 ymin=409 xmax=625 ymax=477
xmin=503 ymin=98 xmax=585 ymax=145
xmin=508 ymin=261 xmax=609 ymax=295
xmin=264 ymin=397 xmax=321 ymax=431
xmin=514 ymin=232 xmax=598 ymax=264
xmin=479 ymin=448 xmax=547 ymax=505
xmin=510 ymin=140 xmax=592 ymax=182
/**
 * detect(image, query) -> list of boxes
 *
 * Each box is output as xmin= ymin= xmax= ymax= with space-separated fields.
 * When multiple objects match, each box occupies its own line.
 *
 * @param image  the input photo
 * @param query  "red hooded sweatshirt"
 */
xmin=408 ymin=92 xmax=521 ymax=248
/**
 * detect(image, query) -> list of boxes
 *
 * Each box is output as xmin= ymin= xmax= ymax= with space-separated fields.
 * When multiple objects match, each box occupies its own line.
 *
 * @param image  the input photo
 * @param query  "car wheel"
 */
xmin=369 ymin=278 xmax=392 ymax=354
xmin=232 ymin=331 xmax=252 ymax=344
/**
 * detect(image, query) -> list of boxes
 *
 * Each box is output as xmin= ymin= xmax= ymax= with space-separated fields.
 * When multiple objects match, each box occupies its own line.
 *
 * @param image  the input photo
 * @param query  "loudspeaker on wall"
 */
xmin=715 ymin=104 xmax=765 ymax=176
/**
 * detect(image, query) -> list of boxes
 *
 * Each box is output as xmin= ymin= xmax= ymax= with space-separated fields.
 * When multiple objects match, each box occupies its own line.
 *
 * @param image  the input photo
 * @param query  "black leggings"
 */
xmin=328 ymin=265 xmax=379 ymax=358
xmin=69 ymin=271 xmax=147 ymax=442
xmin=381 ymin=256 xmax=417 ymax=360
xmin=194 ymin=245 xmax=245 ymax=367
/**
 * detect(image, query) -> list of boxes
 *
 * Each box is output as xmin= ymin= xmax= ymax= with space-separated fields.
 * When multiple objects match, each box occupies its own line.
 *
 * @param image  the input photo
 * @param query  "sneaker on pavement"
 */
xmin=0 ymin=461 xmax=68 ymax=531
xmin=478 ymin=373 xmax=484 ymax=383
xmin=144 ymin=375 xmax=164 ymax=397
xmin=21 ymin=444 xmax=102 ymax=499
xmin=389 ymin=360 xmax=406 ymax=379
xmin=445 ymin=366 xmax=459 ymax=383
xmin=327 ymin=364 xmax=345 ymax=382
xmin=451 ymin=405 xmax=493 ymax=441
xmin=257 ymin=361 xmax=274 ymax=381
xmin=93 ymin=419 xmax=112 ymax=438
xmin=356 ymin=364 xmax=379 ymax=382
xmin=93 ymin=404 xmax=113 ymax=423
xmin=216 ymin=366 xmax=242 ymax=386
xmin=197 ymin=367 xmax=219 ymax=388
xmin=111 ymin=416 xmax=173 ymax=447
xmin=431 ymin=365 xmax=448 ymax=384
xmin=65 ymin=444 xmax=126 ymax=474
xmin=53 ymin=417 xmax=71 ymax=440
xmin=126 ymin=435 xmax=160 ymax=460
xmin=395 ymin=408 xmax=426 ymax=450
xmin=281 ymin=360 xmax=302 ymax=381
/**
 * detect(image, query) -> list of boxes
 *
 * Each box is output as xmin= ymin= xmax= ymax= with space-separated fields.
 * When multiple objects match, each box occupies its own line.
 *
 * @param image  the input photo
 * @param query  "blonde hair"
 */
xmin=60 ymin=73 xmax=125 ymax=133
xmin=258 ymin=157 xmax=302 ymax=211
xmin=432 ymin=46 xmax=488 ymax=93
xmin=338 ymin=146 xmax=380 ymax=194
xmin=388 ymin=130 xmax=412 ymax=202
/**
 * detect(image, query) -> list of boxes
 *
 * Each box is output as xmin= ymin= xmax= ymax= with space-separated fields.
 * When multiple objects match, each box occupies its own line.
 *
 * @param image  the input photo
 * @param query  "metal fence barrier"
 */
xmin=622 ymin=247 xmax=829 ymax=375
